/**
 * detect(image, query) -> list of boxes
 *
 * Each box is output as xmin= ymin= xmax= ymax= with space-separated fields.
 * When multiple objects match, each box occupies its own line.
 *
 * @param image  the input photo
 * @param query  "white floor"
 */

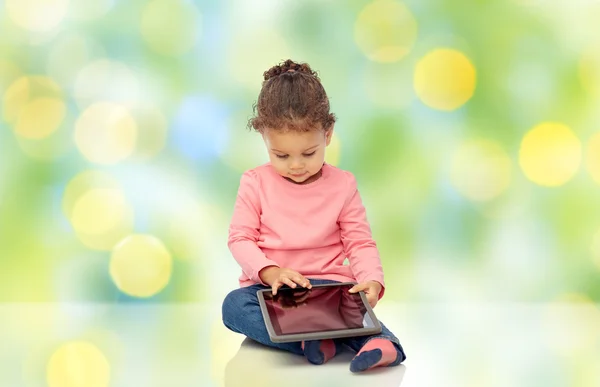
xmin=2 ymin=302 xmax=600 ymax=386
xmin=223 ymin=338 xmax=405 ymax=387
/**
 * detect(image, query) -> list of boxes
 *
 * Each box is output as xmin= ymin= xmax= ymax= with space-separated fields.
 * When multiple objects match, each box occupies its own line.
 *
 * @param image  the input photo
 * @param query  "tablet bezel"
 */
xmin=257 ymin=282 xmax=383 ymax=343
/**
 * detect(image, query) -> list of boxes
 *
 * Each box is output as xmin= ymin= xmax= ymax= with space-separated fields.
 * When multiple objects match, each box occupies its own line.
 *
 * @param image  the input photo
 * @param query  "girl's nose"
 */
xmin=290 ymin=158 xmax=304 ymax=169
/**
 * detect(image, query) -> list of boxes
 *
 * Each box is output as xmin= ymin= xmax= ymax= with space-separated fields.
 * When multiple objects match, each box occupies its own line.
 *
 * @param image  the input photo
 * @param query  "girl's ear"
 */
xmin=325 ymin=125 xmax=334 ymax=146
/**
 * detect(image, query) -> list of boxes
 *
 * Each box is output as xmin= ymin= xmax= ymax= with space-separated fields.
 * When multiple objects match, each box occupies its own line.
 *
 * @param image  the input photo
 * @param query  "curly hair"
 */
xmin=248 ymin=59 xmax=336 ymax=133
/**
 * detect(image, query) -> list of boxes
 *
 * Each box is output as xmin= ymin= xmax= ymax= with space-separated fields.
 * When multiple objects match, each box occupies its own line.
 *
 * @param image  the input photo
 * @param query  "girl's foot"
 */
xmin=349 ymin=338 xmax=405 ymax=373
xmin=302 ymin=339 xmax=339 ymax=365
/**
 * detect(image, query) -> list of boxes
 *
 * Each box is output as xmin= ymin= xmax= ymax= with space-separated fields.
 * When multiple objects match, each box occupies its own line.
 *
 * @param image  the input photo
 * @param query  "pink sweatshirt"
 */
xmin=228 ymin=162 xmax=385 ymax=297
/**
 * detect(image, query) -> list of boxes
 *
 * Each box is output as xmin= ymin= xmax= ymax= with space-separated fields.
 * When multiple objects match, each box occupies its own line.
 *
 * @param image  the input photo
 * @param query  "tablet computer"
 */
xmin=257 ymin=282 xmax=382 ymax=343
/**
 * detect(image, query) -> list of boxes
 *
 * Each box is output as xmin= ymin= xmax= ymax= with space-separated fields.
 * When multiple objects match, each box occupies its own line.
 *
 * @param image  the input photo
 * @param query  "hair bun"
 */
xmin=263 ymin=59 xmax=319 ymax=81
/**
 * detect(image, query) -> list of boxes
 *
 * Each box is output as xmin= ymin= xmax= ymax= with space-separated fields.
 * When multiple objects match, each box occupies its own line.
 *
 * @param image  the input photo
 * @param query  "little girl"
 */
xmin=222 ymin=59 xmax=406 ymax=373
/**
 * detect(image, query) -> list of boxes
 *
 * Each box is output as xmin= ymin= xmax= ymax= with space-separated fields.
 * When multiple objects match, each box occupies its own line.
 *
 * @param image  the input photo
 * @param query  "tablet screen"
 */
xmin=262 ymin=284 xmax=376 ymax=335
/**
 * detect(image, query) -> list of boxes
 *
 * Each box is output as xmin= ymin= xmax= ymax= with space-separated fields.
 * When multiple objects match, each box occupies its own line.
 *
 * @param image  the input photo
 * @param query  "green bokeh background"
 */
xmin=1 ymin=0 xmax=600 ymax=305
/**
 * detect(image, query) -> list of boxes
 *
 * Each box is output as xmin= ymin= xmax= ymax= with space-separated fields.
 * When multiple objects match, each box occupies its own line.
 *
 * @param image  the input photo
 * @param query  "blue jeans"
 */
xmin=222 ymin=278 xmax=406 ymax=361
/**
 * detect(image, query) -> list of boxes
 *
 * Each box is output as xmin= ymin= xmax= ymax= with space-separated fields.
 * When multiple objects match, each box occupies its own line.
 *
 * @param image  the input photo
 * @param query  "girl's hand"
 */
xmin=259 ymin=266 xmax=312 ymax=295
xmin=349 ymin=280 xmax=382 ymax=308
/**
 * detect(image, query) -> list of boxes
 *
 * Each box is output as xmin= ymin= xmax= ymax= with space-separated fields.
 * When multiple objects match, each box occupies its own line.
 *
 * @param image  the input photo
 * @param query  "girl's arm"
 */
xmin=338 ymin=172 xmax=386 ymax=299
xmin=228 ymin=171 xmax=278 ymax=284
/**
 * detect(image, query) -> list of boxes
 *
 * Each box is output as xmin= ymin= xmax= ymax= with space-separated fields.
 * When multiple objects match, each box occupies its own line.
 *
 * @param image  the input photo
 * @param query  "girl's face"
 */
xmin=262 ymin=128 xmax=332 ymax=184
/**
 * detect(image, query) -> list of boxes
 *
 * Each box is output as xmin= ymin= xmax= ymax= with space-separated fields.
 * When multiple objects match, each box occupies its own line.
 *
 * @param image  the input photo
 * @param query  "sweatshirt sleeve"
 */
xmin=338 ymin=172 xmax=386 ymax=299
xmin=228 ymin=171 xmax=278 ymax=285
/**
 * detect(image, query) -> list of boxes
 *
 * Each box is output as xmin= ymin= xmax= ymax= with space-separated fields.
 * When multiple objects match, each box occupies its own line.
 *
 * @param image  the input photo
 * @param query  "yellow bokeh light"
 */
xmin=3 ymin=76 xmax=66 ymax=140
xmin=46 ymin=341 xmax=110 ymax=387
xmin=586 ymin=131 xmax=600 ymax=184
xmin=71 ymin=189 xmax=129 ymax=235
xmin=74 ymin=60 xmax=140 ymax=109
xmin=2 ymin=76 xmax=62 ymax=124
xmin=74 ymin=102 xmax=137 ymax=165
xmin=140 ymin=0 xmax=201 ymax=56
xmin=62 ymin=170 xmax=122 ymax=219
xmin=450 ymin=139 xmax=511 ymax=202
xmin=591 ymin=228 xmax=600 ymax=270
xmin=130 ymin=106 xmax=168 ymax=159
xmin=109 ymin=234 xmax=173 ymax=298
xmin=414 ymin=48 xmax=477 ymax=111
xmin=519 ymin=122 xmax=581 ymax=187
xmin=15 ymin=97 xmax=66 ymax=139
xmin=70 ymin=188 xmax=134 ymax=250
xmin=325 ymin=131 xmax=341 ymax=166
xmin=354 ymin=0 xmax=418 ymax=63
xmin=6 ymin=0 xmax=69 ymax=32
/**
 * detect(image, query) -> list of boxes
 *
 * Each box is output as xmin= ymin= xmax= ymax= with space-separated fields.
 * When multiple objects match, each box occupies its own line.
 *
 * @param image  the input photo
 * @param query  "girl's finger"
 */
xmin=272 ymin=282 xmax=282 ymax=296
xmin=292 ymin=274 xmax=310 ymax=288
xmin=281 ymin=277 xmax=297 ymax=288
xmin=349 ymin=283 xmax=367 ymax=293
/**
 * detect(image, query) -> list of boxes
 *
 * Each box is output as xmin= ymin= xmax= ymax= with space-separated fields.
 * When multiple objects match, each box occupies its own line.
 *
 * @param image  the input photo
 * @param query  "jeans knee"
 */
xmin=222 ymin=287 xmax=256 ymax=329
xmin=221 ymin=290 xmax=238 ymax=327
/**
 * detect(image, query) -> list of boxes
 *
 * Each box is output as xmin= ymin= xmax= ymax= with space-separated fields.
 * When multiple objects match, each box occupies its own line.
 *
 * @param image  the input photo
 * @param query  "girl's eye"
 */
xmin=276 ymin=154 xmax=288 ymax=159
xmin=304 ymin=151 xmax=316 ymax=157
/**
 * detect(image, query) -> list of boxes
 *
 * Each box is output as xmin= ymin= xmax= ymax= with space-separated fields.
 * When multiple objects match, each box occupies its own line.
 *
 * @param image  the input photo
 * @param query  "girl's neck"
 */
xmin=283 ymin=168 xmax=323 ymax=185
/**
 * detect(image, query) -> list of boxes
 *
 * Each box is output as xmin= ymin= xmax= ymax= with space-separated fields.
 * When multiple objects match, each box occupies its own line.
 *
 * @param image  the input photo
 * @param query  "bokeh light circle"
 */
xmin=71 ymin=189 xmax=129 ymax=236
xmin=62 ymin=170 xmax=122 ymax=219
xmin=46 ymin=341 xmax=110 ymax=387
xmin=414 ymin=48 xmax=477 ymax=111
xmin=140 ymin=0 xmax=201 ymax=56
xmin=69 ymin=188 xmax=134 ymax=251
xmin=109 ymin=234 xmax=173 ymax=298
xmin=3 ymin=76 xmax=62 ymax=123
xmin=354 ymin=0 xmax=418 ymax=63
xmin=6 ymin=0 xmax=69 ymax=32
xmin=2 ymin=76 xmax=65 ymax=140
xmin=74 ymin=102 xmax=137 ymax=165
xmin=519 ymin=122 xmax=581 ymax=187
xmin=586 ymin=131 xmax=600 ymax=184
xmin=450 ymin=139 xmax=512 ymax=202
xmin=15 ymin=98 xmax=66 ymax=139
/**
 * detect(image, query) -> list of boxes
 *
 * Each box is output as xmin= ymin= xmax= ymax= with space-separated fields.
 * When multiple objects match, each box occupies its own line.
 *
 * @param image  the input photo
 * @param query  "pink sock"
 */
xmin=350 ymin=338 xmax=401 ymax=372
